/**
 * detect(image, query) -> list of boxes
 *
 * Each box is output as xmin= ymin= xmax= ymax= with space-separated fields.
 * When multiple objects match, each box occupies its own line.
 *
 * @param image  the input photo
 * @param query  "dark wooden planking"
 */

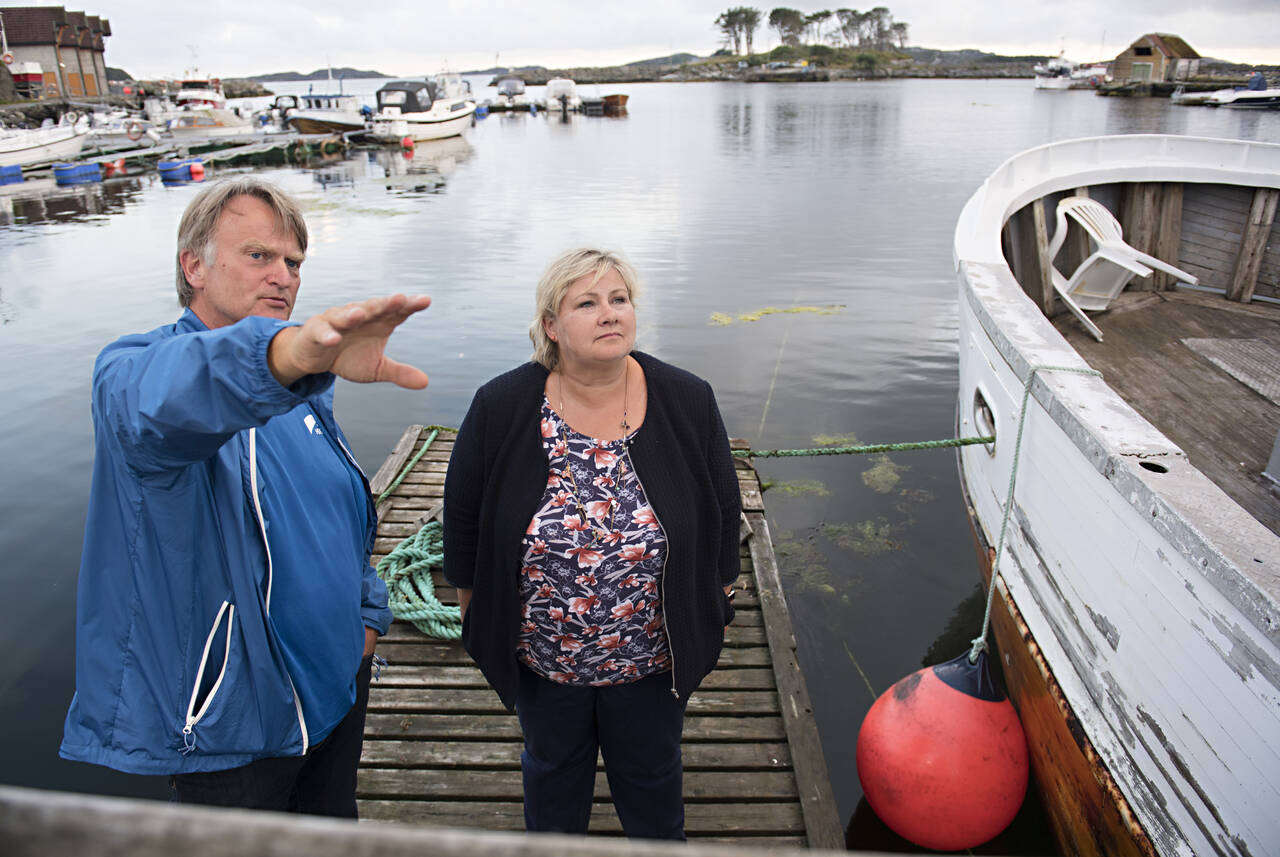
xmin=363 ymin=427 xmax=837 ymax=846
xmin=358 ymin=799 xmax=806 ymax=834
xmin=1053 ymin=288 xmax=1280 ymax=534
xmin=360 ymin=740 xmax=794 ymax=770
xmin=359 ymin=768 xmax=800 ymax=801
xmin=364 ymin=713 xmax=788 ymax=742
xmin=744 ymin=511 xmax=844 ymax=849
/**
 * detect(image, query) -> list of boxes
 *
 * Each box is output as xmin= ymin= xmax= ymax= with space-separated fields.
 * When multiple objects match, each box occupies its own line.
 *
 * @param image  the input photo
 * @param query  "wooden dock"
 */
xmin=363 ymin=426 xmax=843 ymax=848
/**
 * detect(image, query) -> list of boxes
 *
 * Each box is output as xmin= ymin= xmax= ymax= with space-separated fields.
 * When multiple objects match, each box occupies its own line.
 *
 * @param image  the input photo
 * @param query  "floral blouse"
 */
xmin=517 ymin=399 xmax=670 ymax=685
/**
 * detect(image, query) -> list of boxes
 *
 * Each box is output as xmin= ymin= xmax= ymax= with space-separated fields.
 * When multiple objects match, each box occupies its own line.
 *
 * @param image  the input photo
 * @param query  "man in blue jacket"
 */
xmin=60 ymin=177 xmax=431 ymax=816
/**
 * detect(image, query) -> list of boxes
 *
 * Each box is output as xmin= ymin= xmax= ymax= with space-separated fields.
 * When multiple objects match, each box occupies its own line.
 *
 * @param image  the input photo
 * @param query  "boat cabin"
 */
xmin=375 ymin=80 xmax=438 ymax=115
xmin=497 ymin=77 xmax=525 ymax=97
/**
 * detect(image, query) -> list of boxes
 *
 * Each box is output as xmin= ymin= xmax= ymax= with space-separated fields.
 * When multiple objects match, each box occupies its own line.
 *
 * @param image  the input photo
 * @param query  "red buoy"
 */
xmin=188 ymin=161 xmax=205 ymax=182
xmin=856 ymin=652 xmax=1028 ymax=851
xmin=401 ymin=135 xmax=415 ymax=151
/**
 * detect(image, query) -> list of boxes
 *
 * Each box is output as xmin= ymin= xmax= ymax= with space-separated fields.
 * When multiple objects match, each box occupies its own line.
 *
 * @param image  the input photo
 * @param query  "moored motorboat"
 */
xmin=954 ymin=135 xmax=1280 ymax=856
xmin=0 ymin=115 xmax=89 ymax=168
xmin=543 ymin=77 xmax=582 ymax=112
xmin=165 ymin=108 xmax=254 ymax=138
xmin=369 ymin=79 xmax=475 ymax=143
xmin=602 ymin=93 xmax=630 ymax=114
xmin=284 ymin=93 xmax=368 ymax=134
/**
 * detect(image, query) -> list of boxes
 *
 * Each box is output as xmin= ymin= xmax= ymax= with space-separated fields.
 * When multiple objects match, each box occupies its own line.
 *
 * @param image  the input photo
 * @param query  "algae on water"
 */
xmin=767 ymin=479 xmax=831 ymax=497
xmin=821 ymin=519 xmax=899 ymax=555
xmin=709 ymin=305 xmax=843 ymax=325
xmin=861 ymin=454 xmax=906 ymax=494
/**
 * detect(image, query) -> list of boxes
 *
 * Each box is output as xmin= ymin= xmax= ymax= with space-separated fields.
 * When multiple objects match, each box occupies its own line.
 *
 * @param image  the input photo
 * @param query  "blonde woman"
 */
xmin=443 ymin=248 xmax=739 ymax=838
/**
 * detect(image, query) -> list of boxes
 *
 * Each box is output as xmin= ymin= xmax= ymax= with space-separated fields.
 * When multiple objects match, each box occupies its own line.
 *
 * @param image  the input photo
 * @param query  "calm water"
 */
xmin=2 ymin=78 xmax=1277 ymax=849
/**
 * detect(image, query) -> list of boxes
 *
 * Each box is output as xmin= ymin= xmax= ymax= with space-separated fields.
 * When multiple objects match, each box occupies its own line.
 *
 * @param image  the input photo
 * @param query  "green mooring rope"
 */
xmin=374 ymin=427 xmax=460 ymax=640
xmin=732 ymin=436 xmax=995 ymax=458
xmin=376 ymin=519 xmax=461 ymax=640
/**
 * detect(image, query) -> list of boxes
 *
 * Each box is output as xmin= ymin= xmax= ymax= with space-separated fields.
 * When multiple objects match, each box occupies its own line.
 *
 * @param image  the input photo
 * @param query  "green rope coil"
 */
xmin=375 ymin=520 xmax=461 ymax=640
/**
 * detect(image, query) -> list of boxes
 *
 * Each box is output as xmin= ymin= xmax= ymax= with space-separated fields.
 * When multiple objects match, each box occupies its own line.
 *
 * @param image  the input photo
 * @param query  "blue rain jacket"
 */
xmin=60 ymin=310 xmax=392 ymax=774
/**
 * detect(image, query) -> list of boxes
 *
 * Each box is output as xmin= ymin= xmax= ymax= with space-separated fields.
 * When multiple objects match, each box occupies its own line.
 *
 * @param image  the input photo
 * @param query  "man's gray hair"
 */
xmin=174 ymin=177 xmax=309 ymax=307
xmin=529 ymin=248 xmax=641 ymax=371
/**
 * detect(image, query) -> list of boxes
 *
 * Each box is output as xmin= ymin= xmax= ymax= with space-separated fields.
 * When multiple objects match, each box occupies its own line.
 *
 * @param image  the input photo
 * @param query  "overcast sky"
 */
xmin=5 ymin=0 xmax=1277 ymax=79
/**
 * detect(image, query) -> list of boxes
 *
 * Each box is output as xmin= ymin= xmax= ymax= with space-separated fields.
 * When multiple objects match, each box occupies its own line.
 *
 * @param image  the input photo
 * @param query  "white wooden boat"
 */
xmin=0 ymin=117 xmax=88 ymax=167
xmin=954 ymin=135 xmax=1280 ymax=857
xmin=369 ymin=79 xmax=474 ymax=143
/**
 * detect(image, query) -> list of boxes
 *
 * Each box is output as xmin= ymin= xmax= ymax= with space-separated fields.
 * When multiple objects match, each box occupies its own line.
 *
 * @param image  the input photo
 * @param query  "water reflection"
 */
xmin=368 ymin=136 xmax=476 ymax=195
xmin=0 ymin=177 xmax=146 ymax=226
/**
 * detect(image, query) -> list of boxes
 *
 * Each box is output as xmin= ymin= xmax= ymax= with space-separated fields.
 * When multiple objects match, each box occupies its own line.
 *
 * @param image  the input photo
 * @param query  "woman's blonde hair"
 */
xmin=529 ymin=248 xmax=641 ymax=370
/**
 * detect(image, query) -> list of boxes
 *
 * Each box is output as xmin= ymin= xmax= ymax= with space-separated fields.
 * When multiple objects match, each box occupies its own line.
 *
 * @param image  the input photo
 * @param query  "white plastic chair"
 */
xmin=1046 ymin=196 xmax=1199 ymax=341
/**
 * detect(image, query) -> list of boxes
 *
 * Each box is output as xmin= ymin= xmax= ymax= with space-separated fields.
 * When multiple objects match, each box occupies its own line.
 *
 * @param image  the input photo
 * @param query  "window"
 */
xmin=1134 ymin=46 xmax=1153 ymax=56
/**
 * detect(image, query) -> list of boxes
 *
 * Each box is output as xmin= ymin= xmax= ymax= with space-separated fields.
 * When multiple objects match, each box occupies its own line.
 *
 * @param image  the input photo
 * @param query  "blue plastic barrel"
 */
xmin=0 ymin=164 xmax=23 ymax=185
xmin=53 ymin=162 xmax=102 ymax=186
xmin=158 ymin=157 xmax=204 ymax=184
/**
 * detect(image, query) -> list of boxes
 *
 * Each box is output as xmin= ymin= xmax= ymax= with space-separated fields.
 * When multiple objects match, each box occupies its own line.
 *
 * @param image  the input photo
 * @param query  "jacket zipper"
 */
xmin=247 ymin=427 xmax=310 ymax=753
xmin=182 ymin=601 xmax=235 ymax=753
xmin=623 ymin=439 xmax=678 ymax=699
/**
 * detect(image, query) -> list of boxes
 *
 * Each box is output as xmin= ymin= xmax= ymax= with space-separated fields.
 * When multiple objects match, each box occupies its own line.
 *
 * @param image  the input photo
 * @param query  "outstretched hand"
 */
xmin=267 ymin=294 xmax=432 ymax=389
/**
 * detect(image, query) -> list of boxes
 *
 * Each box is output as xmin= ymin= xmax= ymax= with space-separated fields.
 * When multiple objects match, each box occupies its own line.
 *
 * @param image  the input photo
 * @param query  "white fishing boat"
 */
xmin=0 ymin=115 xmax=89 ymax=167
xmin=173 ymin=78 xmax=227 ymax=109
xmin=954 ymin=134 xmax=1280 ymax=856
xmin=1033 ymin=54 xmax=1074 ymax=90
xmin=369 ymin=79 xmax=475 ymax=143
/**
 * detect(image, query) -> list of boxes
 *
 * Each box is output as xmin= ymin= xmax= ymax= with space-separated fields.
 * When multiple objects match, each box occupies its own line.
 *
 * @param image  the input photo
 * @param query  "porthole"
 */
xmin=1139 ymin=460 xmax=1168 ymax=474
xmin=973 ymin=388 xmax=997 ymax=456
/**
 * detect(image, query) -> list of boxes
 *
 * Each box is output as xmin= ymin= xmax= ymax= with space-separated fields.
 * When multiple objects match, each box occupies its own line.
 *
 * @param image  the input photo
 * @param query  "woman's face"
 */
xmin=545 ymin=267 xmax=636 ymax=370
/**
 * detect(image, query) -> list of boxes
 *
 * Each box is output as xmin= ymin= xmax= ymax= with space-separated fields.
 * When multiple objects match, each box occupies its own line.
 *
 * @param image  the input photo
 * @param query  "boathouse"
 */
xmin=1111 ymin=33 xmax=1200 ymax=83
xmin=0 ymin=6 xmax=111 ymax=99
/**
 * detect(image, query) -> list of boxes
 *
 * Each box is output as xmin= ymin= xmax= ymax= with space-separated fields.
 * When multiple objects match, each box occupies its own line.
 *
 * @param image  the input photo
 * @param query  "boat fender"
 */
xmin=855 ymin=651 xmax=1028 ymax=851
xmin=400 ymin=135 xmax=415 ymax=152
xmin=126 ymin=121 xmax=143 ymax=141
xmin=103 ymin=158 xmax=125 ymax=178
xmin=188 ymin=160 xmax=205 ymax=182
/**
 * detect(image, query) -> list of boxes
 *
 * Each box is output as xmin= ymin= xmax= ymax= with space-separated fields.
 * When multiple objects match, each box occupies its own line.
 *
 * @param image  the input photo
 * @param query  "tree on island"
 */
xmin=715 ymin=7 xmax=763 ymax=55
xmin=768 ymin=7 xmax=806 ymax=46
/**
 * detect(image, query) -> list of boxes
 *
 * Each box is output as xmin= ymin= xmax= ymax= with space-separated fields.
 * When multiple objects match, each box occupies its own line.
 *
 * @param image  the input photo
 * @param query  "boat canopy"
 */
xmin=376 ymin=81 xmax=439 ymax=113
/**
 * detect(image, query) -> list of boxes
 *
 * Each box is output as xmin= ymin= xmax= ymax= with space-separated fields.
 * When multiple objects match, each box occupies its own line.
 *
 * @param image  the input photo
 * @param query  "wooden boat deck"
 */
xmin=1050 ymin=287 xmax=1280 ymax=536
xmin=361 ymin=427 xmax=842 ymax=848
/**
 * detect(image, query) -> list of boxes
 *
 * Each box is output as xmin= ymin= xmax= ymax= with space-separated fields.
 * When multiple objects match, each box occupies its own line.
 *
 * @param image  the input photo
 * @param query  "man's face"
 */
xmin=182 ymin=194 xmax=304 ymax=329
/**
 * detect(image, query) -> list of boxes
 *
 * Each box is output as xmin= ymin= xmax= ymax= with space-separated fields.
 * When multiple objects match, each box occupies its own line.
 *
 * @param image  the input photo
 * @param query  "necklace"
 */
xmin=557 ymin=361 xmax=630 ymax=435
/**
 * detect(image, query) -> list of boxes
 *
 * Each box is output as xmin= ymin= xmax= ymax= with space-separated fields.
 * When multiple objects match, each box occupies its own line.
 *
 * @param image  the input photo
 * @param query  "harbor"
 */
xmin=2 ymin=5 xmax=1280 ymax=847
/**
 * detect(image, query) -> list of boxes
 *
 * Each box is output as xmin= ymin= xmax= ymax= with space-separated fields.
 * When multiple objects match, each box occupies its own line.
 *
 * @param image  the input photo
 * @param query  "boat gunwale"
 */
xmin=953 ymin=134 xmax=1280 ymax=647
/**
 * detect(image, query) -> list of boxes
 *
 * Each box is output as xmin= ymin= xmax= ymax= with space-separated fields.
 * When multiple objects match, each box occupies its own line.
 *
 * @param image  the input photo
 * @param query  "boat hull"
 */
xmin=287 ymin=114 xmax=366 ymax=134
xmin=954 ymin=135 xmax=1280 ymax=857
xmin=369 ymin=105 xmax=474 ymax=142
xmin=0 ymin=127 xmax=87 ymax=168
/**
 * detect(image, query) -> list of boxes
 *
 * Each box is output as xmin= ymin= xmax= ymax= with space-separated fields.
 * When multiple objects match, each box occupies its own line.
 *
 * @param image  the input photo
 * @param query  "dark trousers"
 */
xmin=170 ymin=653 xmax=373 ymax=817
xmin=516 ymin=664 xmax=688 ymax=840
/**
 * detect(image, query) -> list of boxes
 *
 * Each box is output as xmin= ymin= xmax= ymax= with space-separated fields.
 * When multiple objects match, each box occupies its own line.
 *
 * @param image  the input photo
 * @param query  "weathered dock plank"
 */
xmin=363 ymin=426 xmax=840 ymax=846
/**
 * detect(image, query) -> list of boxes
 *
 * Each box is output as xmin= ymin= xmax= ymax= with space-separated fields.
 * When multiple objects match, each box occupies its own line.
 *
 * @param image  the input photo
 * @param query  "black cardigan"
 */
xmin=442 ymin=352 xmax=741 ymax=709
